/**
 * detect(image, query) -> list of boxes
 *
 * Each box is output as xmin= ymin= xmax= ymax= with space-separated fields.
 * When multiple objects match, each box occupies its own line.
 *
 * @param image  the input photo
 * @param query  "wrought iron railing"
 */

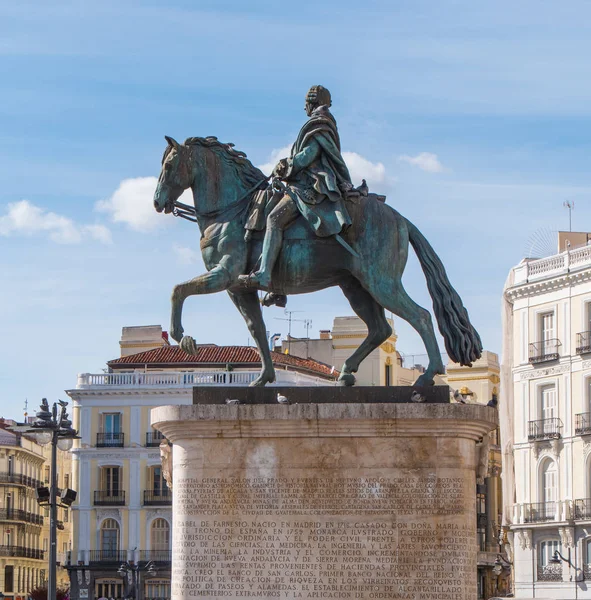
xmin=529 ymin=339 xmax=561 ymax=364
xmin=0 ymin=508 xmax=43 ymax=525
xmin=575 ymin=498 xmax=591 ymax=520
xmin=524 ymin=501 xmax=556 ymax=523
xmin=577 ymin=331 xmax=591 ymax=355
xmin=143 ymin=490 xmax=172 ymax=505
xmin=576 ymin=413 xmax=591 ymax=436
xmin=528 ymin=418 xmax=563 ymax=441
xmin=537 ymin=563 xmax=562 ymax=582
xmin=94 ymin=490 xmax=125 ymax=506
xmin=146 ymin=431 xmax=165 ymax=447
xmin=88 ymin=550 xmax=127 ymax=563
xmin=0 ymin=546 xmax=44 ymax=559
xmin=96 ymin=432 xmax=125 ymax=447
xmin=139 ymin=550 xmax=172 ymax=563
xmin=0 ymin=473 xmax=43 ymax=489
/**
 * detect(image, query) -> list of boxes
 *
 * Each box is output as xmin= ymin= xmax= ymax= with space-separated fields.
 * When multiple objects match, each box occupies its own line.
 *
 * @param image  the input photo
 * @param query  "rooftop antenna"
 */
xmin=275 ymin=310 xmax=307 ymax=354
xmin=563 ymin=200 xmax=575 ymax=232
xmin=23 ymin=398 xmax=28 ymax=420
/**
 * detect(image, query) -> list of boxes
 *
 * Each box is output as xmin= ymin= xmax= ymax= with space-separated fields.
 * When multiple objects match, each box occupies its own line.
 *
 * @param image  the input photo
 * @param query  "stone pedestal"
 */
xmin=152 ymin=394 xmax=497 ymax=600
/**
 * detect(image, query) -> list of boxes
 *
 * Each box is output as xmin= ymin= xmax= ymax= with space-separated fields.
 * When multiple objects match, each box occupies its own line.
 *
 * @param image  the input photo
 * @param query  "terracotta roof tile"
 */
xmin=108 ymin=345 xmax=337 ymax=379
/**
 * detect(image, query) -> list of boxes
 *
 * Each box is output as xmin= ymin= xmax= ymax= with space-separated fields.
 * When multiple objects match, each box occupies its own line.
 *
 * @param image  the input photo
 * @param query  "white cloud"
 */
xmin=342 ymin=152 xmax=386 ymax=187
xmin=258 ymin=146 xmax=387 ymax=189
xmin=96 ymin=176 xmax=192 ymax=232
xmin=257 ymin=146 xmax=292 ymax=176
xmin=0 ymin=200 xmax=112 ymax=244
xmin=173 ymin=243 xmax=200 ymax=265
xmin=399 ymin=152 xmax=446 ymax=173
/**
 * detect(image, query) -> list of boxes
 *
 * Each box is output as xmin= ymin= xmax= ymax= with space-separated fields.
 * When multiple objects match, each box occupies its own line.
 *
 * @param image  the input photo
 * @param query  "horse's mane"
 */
xmin=184 ymin=136 xmax=266 ymax=189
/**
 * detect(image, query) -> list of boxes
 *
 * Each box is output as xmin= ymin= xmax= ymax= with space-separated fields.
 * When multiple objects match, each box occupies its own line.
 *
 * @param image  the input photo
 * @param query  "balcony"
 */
xmin=89 ymin=550 xmax=127 ymax=564
xmin=96 ymin=432 xmax=124 ymax=448
xmin=575 ymin=498 xmax=591 ymax=520
xmin=139 ymin=550 xmax=172 ymax=563
xmin=146 ymin=431 xmax=165 ymax=447
xmin=528 ymin=418 xmax=563 ymax=441
xmin=529 ymin=339 xmax=561 ymax=364
xmin=143 ymin=490 xmax=172 ymax=506
xmin=576 ymin=413 xmax=591 ymax=436
xmin=0 ymin=546 xmax=44 ymax=559
xmin=0 ymin=473 xmax=43 ymax=489
xmin=524 ymin=501 xmax=557 ymax=523
xmin=94 ymin=491 xmax=125 ymax=506
xmin=77 ymin=369 xmax=332 ymax=389
xmin=0 ymin=509 xmax=43 ymax=526
xmin=577 ymin=331 xmax=591 ymax=355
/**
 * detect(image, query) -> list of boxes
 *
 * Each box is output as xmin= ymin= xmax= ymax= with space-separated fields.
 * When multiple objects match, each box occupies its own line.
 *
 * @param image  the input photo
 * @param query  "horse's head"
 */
xmin=154 ymin=136 xmax=193 ymax=214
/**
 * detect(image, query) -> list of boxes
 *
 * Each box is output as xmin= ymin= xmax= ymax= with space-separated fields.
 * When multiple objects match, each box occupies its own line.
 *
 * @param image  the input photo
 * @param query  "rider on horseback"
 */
xmin=239 ymin=85 xmax=353 ymax=289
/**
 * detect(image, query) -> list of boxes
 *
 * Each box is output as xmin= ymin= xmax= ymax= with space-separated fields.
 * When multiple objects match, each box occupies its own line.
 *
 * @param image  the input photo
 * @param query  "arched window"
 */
xmin=100 ymin=519 xmax=119 ymax=559
xmin=149 ymin=466 xmax=169 ymax=499
xmin=151 ymin=519 xmax=170 ymax=560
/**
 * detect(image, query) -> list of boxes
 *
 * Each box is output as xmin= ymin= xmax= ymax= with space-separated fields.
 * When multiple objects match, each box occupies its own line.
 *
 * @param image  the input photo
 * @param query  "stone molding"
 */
xmin=506 ymin=269 xmax=591 ymax=301
xmin=152 ymin=403 xmax=497 ymax=443
xmin=519 ymin=364 xmax=571 ymax=380
xmin=559 ymin=526 xmax=575 ymax=548
xmin=517 ymin=529 xmax=532 ymax=550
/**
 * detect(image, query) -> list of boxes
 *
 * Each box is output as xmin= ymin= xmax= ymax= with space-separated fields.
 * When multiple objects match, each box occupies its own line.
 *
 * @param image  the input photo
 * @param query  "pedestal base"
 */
xmin=153 ymin=395 xmax=496 ymax=600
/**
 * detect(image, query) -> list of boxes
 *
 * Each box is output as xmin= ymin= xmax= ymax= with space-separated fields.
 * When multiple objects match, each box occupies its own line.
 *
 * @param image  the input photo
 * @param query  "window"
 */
xmin=96 ymin=580 xmax=123 ymax=599
xmin=541 ymin=385 xmax=557 ymax=421
xmin=102 ymin=413 xmax=121 ymax=434
xmin=63 ymin=508 xmax=68 ymax=523
xmin=145 ymin=580 xmax=171 ymax=599
xmin=64 ymin=474 xmax=69 ymax=489
xmin=151 ymin=466 xmax=169 ymax=496
xmin=585 ymin=539 xmax=591 ymax=570
xmin=100 ymin=519 xmax=119 ymax=557
xmin=151 ymin=518 xmax=170 ymax=551
xmin=5 ymin=566 xmax=14 ymax=593
xmin=538 ymin=539 xmax=562 ymax=582
xmin=384 ymin=362 xmax=392 ymax=387
xmin=540 ymin=312 xmax=555 ymax=343
xmin=44 ymin=466 xmax=50 ymax=484
xmin=43 ymin=539 xmax=48 ymax=552
xmin=7 ymin=456 xmax=14 ymax=476
xmin=541 ymin=459 xmax=557 ymax=503
xmin=101 ymin=466 xmax=121 ymax=496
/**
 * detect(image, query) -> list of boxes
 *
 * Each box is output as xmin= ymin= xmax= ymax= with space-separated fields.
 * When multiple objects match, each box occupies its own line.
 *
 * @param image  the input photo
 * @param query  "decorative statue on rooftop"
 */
xmin=153 ymin=85 xmax=482 ymax=387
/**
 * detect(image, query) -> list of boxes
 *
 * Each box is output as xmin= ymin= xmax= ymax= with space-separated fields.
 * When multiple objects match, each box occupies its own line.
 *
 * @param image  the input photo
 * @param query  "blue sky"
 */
xmin=1 ymin=0 xmax=591 ymax=415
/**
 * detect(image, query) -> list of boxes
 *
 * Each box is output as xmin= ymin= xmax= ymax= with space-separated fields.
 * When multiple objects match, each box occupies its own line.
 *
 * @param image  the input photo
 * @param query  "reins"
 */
xmin=172 ymin=175 xmax=271 ymax=223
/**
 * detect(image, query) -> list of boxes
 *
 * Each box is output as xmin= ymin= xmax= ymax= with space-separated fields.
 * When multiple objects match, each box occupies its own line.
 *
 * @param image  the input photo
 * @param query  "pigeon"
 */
xmin=410 ymin=390 xmax=425 ymax=403
xmin=225 ymin=398 xmax=241 ymax=405
xmin=487 ymin=394 xmax=498 ymax=408
xmin=355 ymin=179 xmax=369 ymax=196
xmin=453 ymin=389 xmax=467 ymax=404
xmin=277 ymin=393 xmax=289 ymax=405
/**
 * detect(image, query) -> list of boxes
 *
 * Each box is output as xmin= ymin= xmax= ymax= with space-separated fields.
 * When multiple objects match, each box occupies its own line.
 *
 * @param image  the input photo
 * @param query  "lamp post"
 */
xmin=118 ymin=561 xmax=156 ymax=600
xmin=9 ymin=399 xmax=78 ymax=600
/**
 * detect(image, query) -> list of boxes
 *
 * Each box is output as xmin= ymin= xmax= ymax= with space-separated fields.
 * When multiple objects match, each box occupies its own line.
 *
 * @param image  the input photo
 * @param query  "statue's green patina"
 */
xmin=153 ymin=87 xmax=482 ymax=387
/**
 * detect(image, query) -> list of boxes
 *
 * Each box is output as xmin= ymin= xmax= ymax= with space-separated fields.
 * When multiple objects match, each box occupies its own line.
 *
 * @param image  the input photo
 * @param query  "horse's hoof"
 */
xmin=170 ymin=327 xmax=184 ymax=344
xmin=414 ymin=373 xmax=435 ymax=387
xmin=180 ymin=335 xmax=199 ymax=356
xmin=338 ymin=373 xmax=356 ymax=387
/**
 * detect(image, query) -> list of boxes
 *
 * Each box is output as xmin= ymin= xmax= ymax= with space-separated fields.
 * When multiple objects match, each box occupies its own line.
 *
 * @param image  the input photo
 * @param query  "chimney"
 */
xmin=319 ymin=330 xmax=331 ymax=340
xmin=119 ymin=325 xmax=168 ymax=357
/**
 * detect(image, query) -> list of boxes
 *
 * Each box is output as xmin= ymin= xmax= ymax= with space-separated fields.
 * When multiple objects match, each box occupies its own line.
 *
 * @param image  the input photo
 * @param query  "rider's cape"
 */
xmin=247 ymin=105 xmax=353 ymax=238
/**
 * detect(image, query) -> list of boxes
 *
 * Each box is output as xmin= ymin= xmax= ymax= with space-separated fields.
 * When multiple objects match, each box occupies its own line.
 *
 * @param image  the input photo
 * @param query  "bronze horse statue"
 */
xmin=153 ymin=135 xmax=482 ymax=387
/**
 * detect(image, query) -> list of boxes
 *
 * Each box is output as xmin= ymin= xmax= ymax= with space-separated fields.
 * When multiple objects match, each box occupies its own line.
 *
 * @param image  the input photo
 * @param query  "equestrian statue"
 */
xmin=153 ymin=85 xmax=482 ymax=387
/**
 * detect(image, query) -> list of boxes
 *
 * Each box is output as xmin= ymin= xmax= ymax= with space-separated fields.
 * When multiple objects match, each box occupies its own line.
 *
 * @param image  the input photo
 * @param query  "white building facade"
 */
xmin=503 ymin=237 xmax=591 ymax=599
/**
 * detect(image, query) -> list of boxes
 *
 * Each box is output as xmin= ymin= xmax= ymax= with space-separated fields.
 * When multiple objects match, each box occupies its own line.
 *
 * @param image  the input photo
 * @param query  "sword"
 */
xmin=335 ymin=234 xmax=360 ymax=258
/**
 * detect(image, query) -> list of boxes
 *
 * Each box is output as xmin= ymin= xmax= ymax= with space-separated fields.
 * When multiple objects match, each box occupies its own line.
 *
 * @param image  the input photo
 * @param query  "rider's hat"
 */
xmin=306 ymin=85 xmax=332 ymax=107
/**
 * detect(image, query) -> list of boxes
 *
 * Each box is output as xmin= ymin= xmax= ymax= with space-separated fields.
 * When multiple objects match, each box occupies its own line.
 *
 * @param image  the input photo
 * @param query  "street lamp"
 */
xmin=549 ymin=549 xmax=585 ymax=581
xmin=118 ymin=561 xmax=157 ymax=600
xmin=8 ymin=399 xmax=79 ymax=600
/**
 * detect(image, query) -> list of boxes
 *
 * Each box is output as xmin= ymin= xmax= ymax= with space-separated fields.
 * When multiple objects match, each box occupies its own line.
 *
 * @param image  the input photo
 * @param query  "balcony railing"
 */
xmin=96 ymin=432 xmax=124 ymax=448
xmin=139 ymin=550 xmax=172 ymax=563
xmin=524 ymin=501 xmax=557 ymax=523
xmin=537 ymin=563 xmax=562 ymax=582
xmin=529 ymin=339 xmax=561 ymax=364
xmin=77 ymin=369 xmax=331 ymax=389
xmin=576 ymin=331 xmax=591 ymax=355
xmin=0 ymin=546 xmax=44 ymax=559
xmin=575 ymin=498 xmax=591 ymax=520
xmin=0 ymin=473 xmax=43 ymax=489
xmin=0 ymin=509 xmax=43 ymax=526
xmin=146 ymin=431 xmax=165 ymax=447
xmin=94 ymin=491 xmax=125 ymax=506
xmin=528 ymin=418 xmax=563 ymax=441
xmin=576 ymin=413 xmax=591 ymax=436
xmin=89 ymin=550 xmax=127 ymax=563
xmin=143 ymin=490 xmax=171 ymax=506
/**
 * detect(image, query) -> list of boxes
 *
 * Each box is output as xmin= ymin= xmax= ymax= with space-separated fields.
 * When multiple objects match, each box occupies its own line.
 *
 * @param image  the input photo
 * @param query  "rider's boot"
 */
xmin=262 ymin=293 xmax=287 ymax=308
xmin=239 ymin=225 xmax=283 ymax=288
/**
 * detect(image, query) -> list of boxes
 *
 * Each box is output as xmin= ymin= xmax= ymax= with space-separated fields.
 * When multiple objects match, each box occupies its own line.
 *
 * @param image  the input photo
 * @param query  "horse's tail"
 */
xmin=405 ymin=217 xmax=482 ymax=366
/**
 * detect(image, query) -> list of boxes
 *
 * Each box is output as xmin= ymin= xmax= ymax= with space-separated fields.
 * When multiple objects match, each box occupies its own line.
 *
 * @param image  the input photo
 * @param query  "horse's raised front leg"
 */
xmin=170 ymin=265 xmax=231 ymax=354
xmin=338 ymin=278 xmax=392 ymax=386
xmin=227 ymin=290 xmax=276 ymax=387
